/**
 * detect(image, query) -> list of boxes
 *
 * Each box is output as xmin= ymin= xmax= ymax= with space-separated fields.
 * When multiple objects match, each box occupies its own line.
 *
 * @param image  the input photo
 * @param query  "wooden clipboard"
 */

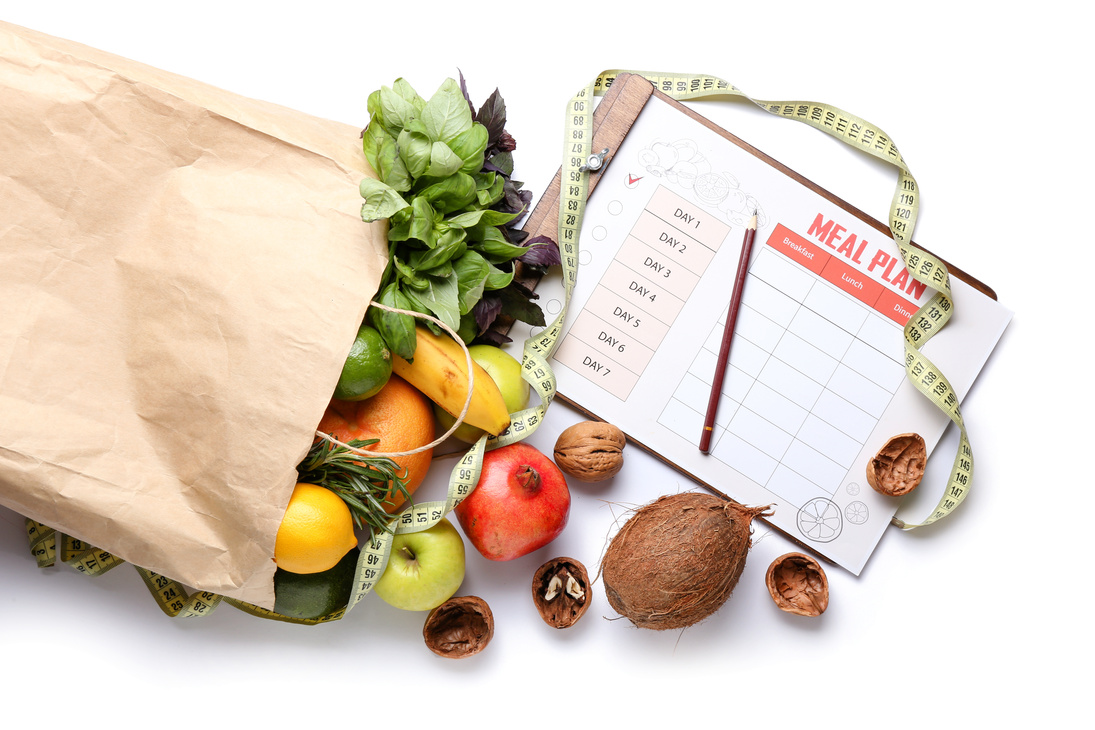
xmin=513 ymin=73 xmax=999 ymax=562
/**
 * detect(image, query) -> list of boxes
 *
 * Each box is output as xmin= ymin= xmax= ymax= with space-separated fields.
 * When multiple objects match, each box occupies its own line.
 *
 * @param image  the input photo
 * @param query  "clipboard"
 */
xmin=514 ymin=73 xmax=1010 ymax=573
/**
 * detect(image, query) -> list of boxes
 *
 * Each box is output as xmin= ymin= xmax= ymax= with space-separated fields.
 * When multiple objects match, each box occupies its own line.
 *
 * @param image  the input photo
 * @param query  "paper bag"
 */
xmin=0 ymin=22 xmax=388 ymax=608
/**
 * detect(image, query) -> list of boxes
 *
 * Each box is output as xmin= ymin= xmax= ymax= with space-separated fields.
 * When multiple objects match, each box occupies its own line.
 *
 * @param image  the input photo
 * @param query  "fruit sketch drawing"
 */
xmin=796 ymin=497 xmax=843 ymax=543
xmin=636 ymin=138 xmax=768 ymax=228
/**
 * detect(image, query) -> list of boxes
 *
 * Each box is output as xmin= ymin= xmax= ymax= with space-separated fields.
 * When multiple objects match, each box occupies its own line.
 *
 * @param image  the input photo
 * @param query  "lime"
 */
xmin=334 ymin=324 xmax=392 ymax=401
xmin=274 ymin=546 xmax=359 ymax=620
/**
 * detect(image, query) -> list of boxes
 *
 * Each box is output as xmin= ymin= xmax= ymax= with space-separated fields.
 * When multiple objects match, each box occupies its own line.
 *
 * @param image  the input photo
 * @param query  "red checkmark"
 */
xmin=627 ymin=174 xmax=642 ymax=185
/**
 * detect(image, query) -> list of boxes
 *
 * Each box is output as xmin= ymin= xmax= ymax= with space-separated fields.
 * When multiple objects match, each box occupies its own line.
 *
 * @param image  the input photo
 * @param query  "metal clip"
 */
xmin=579 ymin=148 xmax=609 ymax=173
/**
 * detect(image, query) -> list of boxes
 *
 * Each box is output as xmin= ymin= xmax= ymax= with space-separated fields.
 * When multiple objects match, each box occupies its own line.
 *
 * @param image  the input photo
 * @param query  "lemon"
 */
xmin=274 ymin=547 xmax=359 ymax=619
xmin=334 ymin=324 xmax=392 ymax=401
xmin=274 ymin=483 xmax=359 ymax=574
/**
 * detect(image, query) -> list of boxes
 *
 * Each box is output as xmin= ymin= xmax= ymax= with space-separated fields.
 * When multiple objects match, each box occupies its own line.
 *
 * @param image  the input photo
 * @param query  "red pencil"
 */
xmin=699 ymin=210 xmax=757 ymax=453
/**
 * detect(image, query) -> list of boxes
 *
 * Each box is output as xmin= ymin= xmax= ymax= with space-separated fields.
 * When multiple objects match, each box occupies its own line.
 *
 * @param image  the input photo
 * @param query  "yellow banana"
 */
xmin=392 ymin=326 xmax=511 ymax=436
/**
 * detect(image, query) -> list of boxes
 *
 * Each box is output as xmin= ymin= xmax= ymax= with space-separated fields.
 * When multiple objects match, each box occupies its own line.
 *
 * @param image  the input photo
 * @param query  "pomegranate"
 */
xmin=455 ymin=443 xmax=570 ymax=561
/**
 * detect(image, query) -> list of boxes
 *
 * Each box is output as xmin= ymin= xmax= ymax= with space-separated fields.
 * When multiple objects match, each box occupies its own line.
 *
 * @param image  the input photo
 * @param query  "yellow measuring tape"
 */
xmin=25 ymin=69 xmax=966 ymax=620
xmin=574 ymin=71 xmax=971 ymax=530
xmin=25 ymin=519 xmax=222 ymax=617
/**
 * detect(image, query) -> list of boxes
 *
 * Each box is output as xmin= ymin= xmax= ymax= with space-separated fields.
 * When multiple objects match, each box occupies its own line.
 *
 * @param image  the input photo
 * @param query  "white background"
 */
xmin=1 ymin=3 xmax=1087 ymax=726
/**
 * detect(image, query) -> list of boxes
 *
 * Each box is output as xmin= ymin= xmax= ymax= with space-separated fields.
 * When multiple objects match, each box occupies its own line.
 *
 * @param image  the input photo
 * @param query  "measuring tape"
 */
xmin=23 ymin=69 xmax=966 ymax=620
xmin=574 ymin=71 xmax=972 ymax=529
xmin=25 ymin=518 xmax=223 ymax=617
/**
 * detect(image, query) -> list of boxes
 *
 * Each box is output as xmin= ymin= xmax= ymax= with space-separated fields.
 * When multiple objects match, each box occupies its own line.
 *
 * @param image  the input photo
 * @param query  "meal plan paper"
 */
xmin=523 ymin=96 xmax=1011 ymax=573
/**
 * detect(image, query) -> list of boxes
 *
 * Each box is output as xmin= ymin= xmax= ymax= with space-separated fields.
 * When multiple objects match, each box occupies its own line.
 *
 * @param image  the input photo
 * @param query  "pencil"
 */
xmin=699 ymin=210 xmax=757 ymax=454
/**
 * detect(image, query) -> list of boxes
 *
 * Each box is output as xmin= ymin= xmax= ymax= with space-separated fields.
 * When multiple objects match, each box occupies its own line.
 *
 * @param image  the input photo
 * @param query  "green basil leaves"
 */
xmin=360 ymin=76 xmax=558 ymax=355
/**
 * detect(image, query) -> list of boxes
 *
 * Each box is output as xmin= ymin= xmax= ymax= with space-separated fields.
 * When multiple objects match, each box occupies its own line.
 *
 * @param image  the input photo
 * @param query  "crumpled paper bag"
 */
xmin=0 ymin=21 xmax=387 ymax=608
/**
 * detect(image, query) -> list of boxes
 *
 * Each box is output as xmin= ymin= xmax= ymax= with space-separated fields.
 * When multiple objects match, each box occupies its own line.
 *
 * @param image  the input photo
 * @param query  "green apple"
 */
xmin=373 ymin=517 xmax=466 ymax=612
xmin=435 ymin=344 xmax=531 ymax=443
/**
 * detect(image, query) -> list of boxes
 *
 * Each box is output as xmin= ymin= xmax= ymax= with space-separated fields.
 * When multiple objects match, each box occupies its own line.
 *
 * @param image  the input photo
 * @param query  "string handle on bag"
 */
xmin=314 ymin=302 xmax=478 ymax=458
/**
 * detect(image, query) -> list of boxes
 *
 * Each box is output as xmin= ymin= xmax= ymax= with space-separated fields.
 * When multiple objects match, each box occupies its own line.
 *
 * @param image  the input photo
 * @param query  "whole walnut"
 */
xmin=553 ymin=421 xmax=626 ymax=482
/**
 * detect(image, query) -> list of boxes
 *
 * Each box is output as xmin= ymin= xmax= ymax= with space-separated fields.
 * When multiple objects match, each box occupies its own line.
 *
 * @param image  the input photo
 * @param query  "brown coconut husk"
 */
xmin=601 ymin=492 xmax=772 ymax=631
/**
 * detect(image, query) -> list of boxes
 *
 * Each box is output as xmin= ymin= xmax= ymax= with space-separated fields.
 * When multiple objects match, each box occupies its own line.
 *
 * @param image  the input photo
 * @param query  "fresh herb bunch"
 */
xmin=360 ymin=74 xmax=559 ymax=360
xmin=297 ymin=437 xmax=411 ymax=533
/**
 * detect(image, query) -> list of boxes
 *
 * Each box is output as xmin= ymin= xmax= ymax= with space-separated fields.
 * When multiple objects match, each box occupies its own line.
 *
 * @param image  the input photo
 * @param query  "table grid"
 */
xmin=658 ymin=245 xmax=906 ymax=510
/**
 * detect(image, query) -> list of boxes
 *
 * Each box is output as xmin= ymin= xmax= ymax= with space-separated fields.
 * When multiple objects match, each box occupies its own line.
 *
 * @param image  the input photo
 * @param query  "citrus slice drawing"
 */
xmin=694 ymin=172 xmax=729 ymax=204
xmin=796 ymin=498 xmax=843 ymax=543
xmin=845 ymin=501 xmax=869 ymax=525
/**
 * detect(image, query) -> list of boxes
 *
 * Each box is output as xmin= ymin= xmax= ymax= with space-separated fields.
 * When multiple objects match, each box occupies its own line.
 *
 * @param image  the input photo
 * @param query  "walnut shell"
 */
xmin=765 ymin=552 xmax=829 ymax=617
xmin=553 ymin=421 xmax=626 ymax=482
xmin=422 ymin=596 xmax=494 ymax=659
xmin=532 ymin=557 xmax=591 ymax=628
xmin=866 ymin=433 xmax=926 ymax=496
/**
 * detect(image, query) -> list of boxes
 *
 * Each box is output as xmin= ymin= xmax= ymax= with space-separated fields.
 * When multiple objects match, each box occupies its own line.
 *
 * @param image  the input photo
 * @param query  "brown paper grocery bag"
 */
xmin=0 ymin=22 xmax=387 ymax=608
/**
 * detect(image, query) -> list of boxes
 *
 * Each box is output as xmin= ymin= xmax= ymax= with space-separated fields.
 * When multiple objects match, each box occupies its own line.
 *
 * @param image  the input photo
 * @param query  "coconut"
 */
xmin=601 ymin=492 xmax=771 ymax=630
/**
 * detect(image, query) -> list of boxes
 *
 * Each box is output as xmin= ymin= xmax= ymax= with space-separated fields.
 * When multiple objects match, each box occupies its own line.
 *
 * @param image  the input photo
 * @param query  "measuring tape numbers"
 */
xmin=24 ymin=518 xmax=222 ymax=617
xmin=25 ymin=519 xmax=124 ymax=575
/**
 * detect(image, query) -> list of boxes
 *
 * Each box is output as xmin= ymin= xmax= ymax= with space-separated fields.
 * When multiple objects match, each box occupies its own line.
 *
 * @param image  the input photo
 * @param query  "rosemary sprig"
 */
xmin=296 ymin=436 xmax=412 ymax=534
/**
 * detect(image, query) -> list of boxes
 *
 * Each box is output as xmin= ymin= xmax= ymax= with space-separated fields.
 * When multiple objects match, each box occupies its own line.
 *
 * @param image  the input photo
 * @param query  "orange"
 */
xmin=316 ymin=374 xmax=435 ymax=513
xmin=274 ymin=483 xmax=359 ymax=574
